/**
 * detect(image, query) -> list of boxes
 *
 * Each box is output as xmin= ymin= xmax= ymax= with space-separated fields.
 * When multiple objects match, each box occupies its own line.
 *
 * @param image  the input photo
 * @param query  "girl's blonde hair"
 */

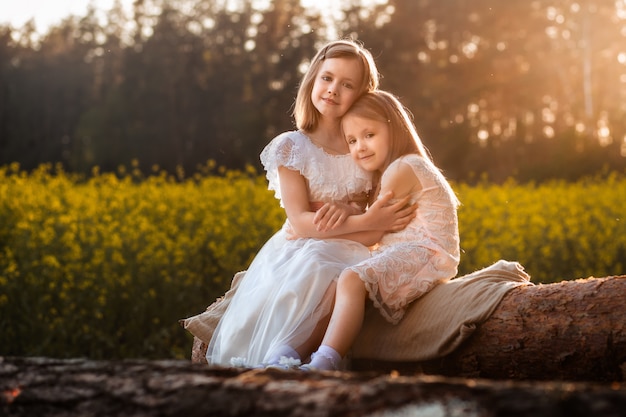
xmin=293 ymin=39 xmax=379 ymax=131
xmin=344 ymin=90 xmax=433 ymax=170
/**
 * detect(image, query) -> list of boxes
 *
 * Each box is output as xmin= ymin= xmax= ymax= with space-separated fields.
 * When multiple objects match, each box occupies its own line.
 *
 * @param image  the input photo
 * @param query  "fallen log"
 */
xmin=191 ymin=275 xmax=626 ymax=382
xmin=353 ymin=275 xmax=626 ymax=382
xmin=1 ymin=357 xmax=625 ymax=417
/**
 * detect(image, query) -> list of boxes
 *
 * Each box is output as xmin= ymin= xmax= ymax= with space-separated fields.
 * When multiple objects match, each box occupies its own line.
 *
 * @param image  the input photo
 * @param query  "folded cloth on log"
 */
xmin=180 ymin=271 xmax=245 ymax=346
xmin=352 ymin=259 xmax=532 ymax=362
xmin=181 ymin=260 xmax=531 ymax=362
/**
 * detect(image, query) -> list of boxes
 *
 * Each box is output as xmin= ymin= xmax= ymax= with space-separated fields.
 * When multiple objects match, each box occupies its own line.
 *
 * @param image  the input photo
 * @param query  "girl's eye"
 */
xmin=366 ymin=132 xmax=374 ymax=138
xmin=343 ymin=82 xmax=354 ymax=89
xmin=322 ymin=76 xmax=332 ymax=82
xmin=347 ymin=138 xmax=356 ymax=145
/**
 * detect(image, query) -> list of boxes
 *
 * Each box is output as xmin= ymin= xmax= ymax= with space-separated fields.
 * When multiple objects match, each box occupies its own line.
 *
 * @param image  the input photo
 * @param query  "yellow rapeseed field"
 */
xmin=0 ymin=162 xmax=624 ymax=359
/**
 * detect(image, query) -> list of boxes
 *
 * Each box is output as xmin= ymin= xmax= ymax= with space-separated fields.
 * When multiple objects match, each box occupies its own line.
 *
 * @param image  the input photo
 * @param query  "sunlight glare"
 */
xmin=598 ymin=117 xmax=612 ymax=146
xmin=598 ymin=127 xmax=612 ymax=146
xmin=617 ymin=0 xmax=626 ymax=19
xmin=543 ymin=126 xmax=555 ymax=138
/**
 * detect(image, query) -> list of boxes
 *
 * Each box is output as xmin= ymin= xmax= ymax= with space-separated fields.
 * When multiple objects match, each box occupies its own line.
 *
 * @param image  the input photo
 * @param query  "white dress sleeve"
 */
xmin=260 ymin=131 xmax=372 ymax=206
xmin=260 ymin=131 xmax=308 ymax=203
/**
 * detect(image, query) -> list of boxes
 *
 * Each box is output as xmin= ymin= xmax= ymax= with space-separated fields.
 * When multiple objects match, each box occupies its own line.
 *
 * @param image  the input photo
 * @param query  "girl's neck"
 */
xmin=306 ymin=119 xmax=348 ymax=155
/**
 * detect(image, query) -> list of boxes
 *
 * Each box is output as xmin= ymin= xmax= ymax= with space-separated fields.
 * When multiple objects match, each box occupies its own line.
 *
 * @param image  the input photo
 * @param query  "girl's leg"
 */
xmin=267 ymin=282 xmax=337 ymax=366
xmin=292 ymin=280 xmax=336 ymax=358
xmin=305 ymin=270 xmax=367 ymax=370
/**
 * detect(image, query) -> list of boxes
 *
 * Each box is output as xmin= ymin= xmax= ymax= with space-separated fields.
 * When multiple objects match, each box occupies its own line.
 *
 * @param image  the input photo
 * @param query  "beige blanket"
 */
xmin=181 ymin=271 xmax=245 ymax=346
xmin=352 ymin=259 xmax=531 ymax=361
xmin=182 ymin=260 xmax=531 ymax=362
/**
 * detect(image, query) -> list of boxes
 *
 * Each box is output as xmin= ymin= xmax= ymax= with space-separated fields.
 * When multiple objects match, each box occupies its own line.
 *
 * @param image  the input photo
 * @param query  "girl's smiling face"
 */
xmin=343 ymin=114 xmax=391 ymax=173
xmin=310 ymin=57 xmax=363 ymax=120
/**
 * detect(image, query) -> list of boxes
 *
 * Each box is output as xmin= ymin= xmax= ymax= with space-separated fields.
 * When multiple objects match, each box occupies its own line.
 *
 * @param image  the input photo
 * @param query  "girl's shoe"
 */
xmin=298 ymin=363 xmax=317 ymax=371
xmin=299 ymin=346 xmax=341 ymax=371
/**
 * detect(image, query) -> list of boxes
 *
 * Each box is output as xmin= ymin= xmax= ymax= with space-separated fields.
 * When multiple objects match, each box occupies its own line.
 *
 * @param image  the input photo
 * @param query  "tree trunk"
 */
xmin=353 ymin=276 xmax=626 ymax=382
xmin=2 ymin=357 xmax=626 ymax=417
xmin=192 ymin=276 xmax=626 ymax=382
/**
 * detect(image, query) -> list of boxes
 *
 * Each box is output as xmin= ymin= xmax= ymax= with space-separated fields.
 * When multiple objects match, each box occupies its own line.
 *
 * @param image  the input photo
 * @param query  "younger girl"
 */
xmin=206 ymin=41 xmax=414 ymax=368
xmin=303 ymin=90 xmax=461 ymax=371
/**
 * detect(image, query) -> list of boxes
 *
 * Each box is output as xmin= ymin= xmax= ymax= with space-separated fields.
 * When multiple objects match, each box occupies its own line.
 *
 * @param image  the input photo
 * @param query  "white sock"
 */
xmin=308 ymin=345 xmax=342 ymax=371
xmin=266 ymin=345 xmax=300 ymax=365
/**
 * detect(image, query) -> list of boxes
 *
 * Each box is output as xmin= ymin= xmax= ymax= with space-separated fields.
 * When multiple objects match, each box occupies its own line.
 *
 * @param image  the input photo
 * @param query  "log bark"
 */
xmin=353 ymin=276 xmax=626 ymax=382
xmin=192 ymin=276 xmax=626 ymax=382
xmin=2 ymin=357 xmax=626 ymax=417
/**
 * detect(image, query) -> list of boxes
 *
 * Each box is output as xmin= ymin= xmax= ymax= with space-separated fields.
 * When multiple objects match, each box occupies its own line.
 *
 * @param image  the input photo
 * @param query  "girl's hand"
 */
xmin=366 ymin=191 xmax=417 ymax=232
xmin=313 ymin=201 xmax=363 ymax=232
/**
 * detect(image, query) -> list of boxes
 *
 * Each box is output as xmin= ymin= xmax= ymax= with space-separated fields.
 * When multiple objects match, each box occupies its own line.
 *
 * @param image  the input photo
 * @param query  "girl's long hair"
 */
xmin=293 ymin=39 xmax=379 ymax=132
xmin=344 ymin=90 xmax=433 ymax=168
xmin=344 ymin=90 xmax=460 ymax=206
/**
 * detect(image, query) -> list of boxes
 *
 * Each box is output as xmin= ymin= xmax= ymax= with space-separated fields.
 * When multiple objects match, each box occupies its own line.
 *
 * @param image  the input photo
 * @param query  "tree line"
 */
xmin=1 ymin=0 xmax=625 ymax=182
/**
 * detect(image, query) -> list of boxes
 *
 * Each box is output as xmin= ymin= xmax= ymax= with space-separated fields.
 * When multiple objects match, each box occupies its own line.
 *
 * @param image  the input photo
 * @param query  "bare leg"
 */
xmin=293 ymin=281 xmax=336 ymax=359
xmin=294 ymin=311 xmax=332 ymax=360
xmin=302 ymin=270 xmax=367 ymax=370
xmin=321 ymin=270 xmax=367 ymax=357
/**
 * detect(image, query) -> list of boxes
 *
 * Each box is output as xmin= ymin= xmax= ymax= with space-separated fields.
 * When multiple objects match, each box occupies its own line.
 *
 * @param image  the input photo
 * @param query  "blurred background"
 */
xmin=1 ymin=0 xmax=625 ymax=359
xmin=1 ymin=0 xmax=625 ymax=183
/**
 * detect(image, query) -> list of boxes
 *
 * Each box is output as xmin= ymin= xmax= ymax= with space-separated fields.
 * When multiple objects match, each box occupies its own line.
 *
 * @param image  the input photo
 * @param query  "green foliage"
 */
xmin=0 ymin=162 xmax=285 ymax=359
xmin=455 ymin=173 xmax=626 ymax=282
xmin=0 ymin=164 xmax=624 ymax=359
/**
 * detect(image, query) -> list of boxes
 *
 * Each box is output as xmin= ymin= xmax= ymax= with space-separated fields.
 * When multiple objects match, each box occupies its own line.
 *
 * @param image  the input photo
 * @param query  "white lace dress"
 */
xmin=206 ymin=130 xmax=372 ymax=367
xmin=348 ymin=154 xmax=461 ymax=324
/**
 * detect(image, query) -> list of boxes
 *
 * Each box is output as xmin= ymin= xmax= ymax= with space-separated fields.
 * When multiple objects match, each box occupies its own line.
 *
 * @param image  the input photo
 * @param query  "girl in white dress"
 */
xmin=303 ymin=90 xmax=461 ymax=371
xmin=206 ymin=41 xmax=415 ymax=368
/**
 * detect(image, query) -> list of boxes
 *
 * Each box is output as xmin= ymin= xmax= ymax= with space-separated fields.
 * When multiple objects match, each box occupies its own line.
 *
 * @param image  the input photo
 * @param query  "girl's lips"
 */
xmin=322 ymin=97 xmax=338 ymax=105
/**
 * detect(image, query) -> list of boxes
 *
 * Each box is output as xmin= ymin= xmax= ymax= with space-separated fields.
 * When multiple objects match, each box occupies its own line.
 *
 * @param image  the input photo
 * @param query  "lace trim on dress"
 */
xmin=354 ymin=246 xmax=448 ymax=324
xmin=260 ymin=131 xmax=372 ymax=206
xmin=380 ymin=155 xmax=460 ymax=256
xmin=349 ymin=154 xmax=461 ymax=324
xmin=363 ymin=278 xmax=440 ymax=325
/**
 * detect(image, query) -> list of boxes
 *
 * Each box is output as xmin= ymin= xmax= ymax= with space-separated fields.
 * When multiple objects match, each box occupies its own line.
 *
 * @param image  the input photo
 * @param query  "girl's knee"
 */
xmin=338 ymin=269 xmax=358 ymax=282
xmin=338 ymin=270 xmax=365 ymax=292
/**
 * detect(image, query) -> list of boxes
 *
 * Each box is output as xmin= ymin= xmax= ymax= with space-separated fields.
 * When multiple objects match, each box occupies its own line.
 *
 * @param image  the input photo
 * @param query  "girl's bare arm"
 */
xmin=278 ymin=166 xmax=414 ymax=239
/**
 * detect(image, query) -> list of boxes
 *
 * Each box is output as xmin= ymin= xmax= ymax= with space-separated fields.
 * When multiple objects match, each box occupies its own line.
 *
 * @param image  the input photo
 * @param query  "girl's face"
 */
xmin=343 ymin=114 xmax=391 ymax=173
xmin=310 ymin=57 xmax=363 ymax=121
